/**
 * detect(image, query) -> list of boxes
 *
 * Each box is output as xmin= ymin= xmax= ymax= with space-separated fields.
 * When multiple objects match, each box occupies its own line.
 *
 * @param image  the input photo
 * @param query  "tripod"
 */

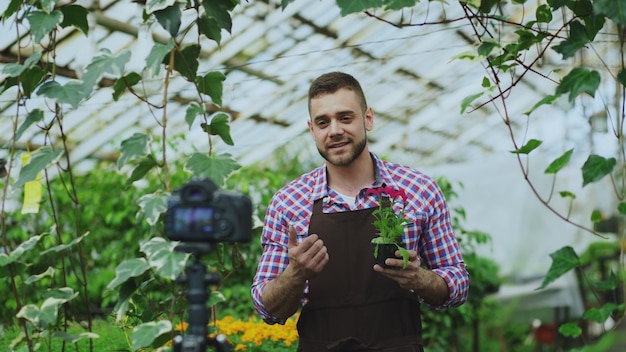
xmin=173 ymin=243 xmax=233 ymax=352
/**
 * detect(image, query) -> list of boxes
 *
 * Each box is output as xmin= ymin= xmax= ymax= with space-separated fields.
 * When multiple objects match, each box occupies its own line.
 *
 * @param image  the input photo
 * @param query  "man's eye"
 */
xmin=317 ymin=121 xmax=328 ymax=127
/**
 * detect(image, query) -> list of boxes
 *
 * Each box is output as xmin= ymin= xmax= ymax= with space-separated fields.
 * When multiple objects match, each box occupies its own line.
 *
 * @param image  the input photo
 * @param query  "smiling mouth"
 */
xmin=329 ymin=141 xmax=349 ymax=149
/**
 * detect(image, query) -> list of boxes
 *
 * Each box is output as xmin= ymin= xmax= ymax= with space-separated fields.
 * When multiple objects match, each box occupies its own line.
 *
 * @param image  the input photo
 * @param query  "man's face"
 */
xmin=308 ymin=88 xmax=373 ymax=167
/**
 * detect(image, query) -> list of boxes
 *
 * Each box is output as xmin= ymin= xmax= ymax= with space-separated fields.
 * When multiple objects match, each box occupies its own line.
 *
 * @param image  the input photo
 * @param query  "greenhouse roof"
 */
xmin=0 ymin=0 xmax=618 ymax=172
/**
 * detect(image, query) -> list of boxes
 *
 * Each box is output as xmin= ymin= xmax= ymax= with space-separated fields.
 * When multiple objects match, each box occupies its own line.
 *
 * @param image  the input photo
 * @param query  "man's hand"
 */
xmin=287 ymin=225 xmax=329 ymax=281
xmin=373 ymin=250 xmax=450 ymax=306
xmin=261 ymin=226 xmax=329 ymax=320
xmin=373 ymin=249 xmax=421 ymax=290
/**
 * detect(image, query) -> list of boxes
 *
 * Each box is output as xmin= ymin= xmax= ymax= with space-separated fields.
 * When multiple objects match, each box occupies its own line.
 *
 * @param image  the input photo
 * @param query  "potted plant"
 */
xmin=366 ymin=186 xmax=411 ymax=269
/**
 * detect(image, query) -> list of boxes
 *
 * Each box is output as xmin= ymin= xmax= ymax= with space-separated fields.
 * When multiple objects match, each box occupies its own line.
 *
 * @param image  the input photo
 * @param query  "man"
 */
xmin=251 ymin=72 xmax=469 ymax=351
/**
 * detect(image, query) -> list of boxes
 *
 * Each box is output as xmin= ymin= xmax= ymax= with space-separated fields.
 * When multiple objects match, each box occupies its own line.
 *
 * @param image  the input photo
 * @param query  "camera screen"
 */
xmin=173 ymin=207 xmax=214 ymax=234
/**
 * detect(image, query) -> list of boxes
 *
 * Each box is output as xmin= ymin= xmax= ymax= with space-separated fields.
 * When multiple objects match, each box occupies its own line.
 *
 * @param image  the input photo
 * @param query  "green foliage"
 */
xmin=581 ymin=155 xmax=616 ymax=187
xmin=429 ymin=176 xmax=504 ymax=351
xmin=14 ymin=147 xmax=64 ymax=188
xmin=511 ymin=139 xmax=542 ymax=155
xmin=537 ymin=246 xmax=581 ymax=290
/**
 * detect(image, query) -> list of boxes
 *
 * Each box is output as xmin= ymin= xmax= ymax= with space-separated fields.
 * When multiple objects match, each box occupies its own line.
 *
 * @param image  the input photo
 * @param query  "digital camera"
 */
xmin=165 ymin=178 xmax=252 ymax=243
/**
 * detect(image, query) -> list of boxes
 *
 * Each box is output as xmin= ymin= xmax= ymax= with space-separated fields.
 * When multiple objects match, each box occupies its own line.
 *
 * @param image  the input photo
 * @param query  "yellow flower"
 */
xmin=213 ymin=314 xmax=300 ymax=348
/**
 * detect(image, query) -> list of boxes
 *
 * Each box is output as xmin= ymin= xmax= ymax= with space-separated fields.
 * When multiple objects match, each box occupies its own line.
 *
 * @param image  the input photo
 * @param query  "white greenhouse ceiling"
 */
xmin=0 ymin=0 xmax=619 ymax=172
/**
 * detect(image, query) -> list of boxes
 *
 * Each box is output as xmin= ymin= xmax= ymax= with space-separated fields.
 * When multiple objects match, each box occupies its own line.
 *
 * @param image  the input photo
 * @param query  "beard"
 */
xmin=317 ymin=135 xmax=367 ymax=167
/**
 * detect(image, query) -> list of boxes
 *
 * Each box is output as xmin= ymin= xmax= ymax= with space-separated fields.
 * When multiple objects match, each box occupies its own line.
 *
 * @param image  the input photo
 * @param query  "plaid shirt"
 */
xmin=251 ymin=153 xmax=469 ymax=324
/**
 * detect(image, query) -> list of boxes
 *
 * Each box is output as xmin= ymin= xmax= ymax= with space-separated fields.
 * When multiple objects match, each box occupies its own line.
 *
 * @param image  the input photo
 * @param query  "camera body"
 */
xmin=165 ymin=178 xmax=252 ymax=243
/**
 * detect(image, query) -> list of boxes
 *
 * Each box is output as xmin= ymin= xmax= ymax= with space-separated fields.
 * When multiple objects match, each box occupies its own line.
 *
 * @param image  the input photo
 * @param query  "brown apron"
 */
xmin=297 ymin=199 xmax=423 ymax=352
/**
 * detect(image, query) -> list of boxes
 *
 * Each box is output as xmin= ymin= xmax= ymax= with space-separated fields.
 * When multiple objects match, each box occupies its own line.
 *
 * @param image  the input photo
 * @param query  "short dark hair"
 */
xmin=308 ymin=72 xmax=368 ymax=113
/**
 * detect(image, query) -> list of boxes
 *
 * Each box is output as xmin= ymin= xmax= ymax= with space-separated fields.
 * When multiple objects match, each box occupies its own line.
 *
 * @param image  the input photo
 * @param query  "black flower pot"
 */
xmin=372 ymin=242 xmax=404 ymax=268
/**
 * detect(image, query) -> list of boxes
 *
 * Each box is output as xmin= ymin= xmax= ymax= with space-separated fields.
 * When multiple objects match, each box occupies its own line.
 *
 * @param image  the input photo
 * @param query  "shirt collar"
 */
xmin=371 ymin=153 xmax=397 ymax=190
xmin=310 ymin=152 xmax=397 ymax=201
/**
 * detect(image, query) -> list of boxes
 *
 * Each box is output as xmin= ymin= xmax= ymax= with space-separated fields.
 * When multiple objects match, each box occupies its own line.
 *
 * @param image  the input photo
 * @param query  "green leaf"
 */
xmin=82 ymin=50 xmax=131 ymax=88
xmin=545 ymin=149 xmax=573 ymax=174
xmin=15 ymin=146 xmax=64 ymax=188
xmin=171 ymin=44 xmax=199 ymax=82
xmin=198 ymin=14 xmax=222 ymax=44
xmin=185 ymin=103 xmax=206 ymax=129
xmin=559 ymin=322 xmax=582 ymax=338
xmin=185 ymin=153 xmax=241 ymax=187
xmin=525 ymin=94 xmax=559 ymax=115
xmin=52 ymin=331 xmax=100 ymax=344
xmin=618 ymin=202 xmax=626 ymax=216
xmin=384 ymin=0 xmax=417 ymax=11
xmin=591 ymin=272 xmax=617 ymax=291
xmin=36 ymin=80 xmax=88 ymax=108
xmin=207 ymin=291 xmax=226 ymax=308
xmin=281 ymin=0 xmax=297 ymax=10
xmin=41 ymin=232 xmax=89 ymax=255
xmin=0 ymin=234 xmax=45 ymax=267
xmin=118 ymin=133 xmax=151 ymax=169
xmin=25 ymin=267 xmax=55 ymax=285
xmin=140 ymin=237 xmax=186 ymax=280
xmin=618 ymin=69 xmax=626 ymax=88
xmin=460 ymin=92 xmax=483 ymax=114
xmin=153 ymin=3 xmax=182 ymax=37
xmin=398 ymin=247 xmax=409 ymax=269
xmin=131 ymin=320 xmax=172 ymax=350
xmin=556 ymin=67 xmax=601 ymax=102
xmin=536 ymin=246 xmax=580 ymax=290
xmin=20 ymin=66 xmax=47 ymax=98
xmin=17 ymin=288 xmax=78 ymax=329
xmin=552 ymin=21 xmax=590 ymax=59
xmin=59 ymin=5 xmax=89 ymax=35
xmin=137 ymin=192 xmax=169 ymax=226
xmin=581 ymin=154 xmax=616 ymax=187
xmin=195 ymin=71 xmax=226 ymax=106
xmin=478 ymin=0 xmax=499 ymax=13
xmin=582 ymin=302 xmax=619 ymax=323
xmin=107 ymin=258 xmax=150 ymax=290
xmin=590 ymin=210 xmax=602 ymax=223
xmin=126 ymin=154 xmax=158 ymax=186
xmin=594 ymin=0 xmax=626 ymax=26
xmin=15 ymin=305 xmax=40 ymax=326
xmin=145 ymin=0 xmax=178 ymax=14
xmin=583 ymin=10 xmax=606 ymax=41
xmin=26 ymin=10 xmax=63 ymax=43
xmin=207 ymin=113 xmax=234 ymax=146
xmin=146 ymin=40 xmax=174 ymax=77
xmin=39 ymin=288 xmax=79 ymax=327
xmin=559 ymin=190 xmax=576 ymax=199
xmin=536 ymin=4 xmax=553 ymax=23
xmin=510 ymin=139 xmax=542 ymax=154
xmin=2 ymin=52 xmax=42 ymax=77
xmin=478 ymin=39 xmax=499 ymax=57
xmin=15 ymin=109 xmax=44 ymax=142
xmin=113 ymin=72 xmax=142 ymax=101
xmin=202 ymin=0 xmax=236 ymax=33
xmin=1 ymin=76 xmax=19 ymax=95
xmin=39 ymin=0 xmax=57 ymax=13
xmin=336 ymin=0 xmax=382 ymax=16
xmin=112 ymin=280 xmax=138 ymax=321
xmin=515 ymin=29 xmax=541 ymax=51
xmin=2 ymin=0 xmax=21 ymax=20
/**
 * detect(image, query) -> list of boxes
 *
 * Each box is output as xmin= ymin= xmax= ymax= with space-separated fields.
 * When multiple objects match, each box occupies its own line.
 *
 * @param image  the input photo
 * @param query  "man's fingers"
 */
xmin=288 ymin=225 xmax=297 ymax=248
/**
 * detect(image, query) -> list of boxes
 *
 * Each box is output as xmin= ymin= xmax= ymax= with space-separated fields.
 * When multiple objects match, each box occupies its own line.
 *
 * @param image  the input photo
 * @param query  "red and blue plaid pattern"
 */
xmin=251 ymin=153 xmax=469 ymax=324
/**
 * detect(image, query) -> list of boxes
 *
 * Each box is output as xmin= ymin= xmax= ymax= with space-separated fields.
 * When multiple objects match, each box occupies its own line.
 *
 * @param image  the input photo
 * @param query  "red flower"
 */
xmin=367 ymin=185 xmax=411 ymax=268
xmin=367 ymin=186 xmax=407 ymax=204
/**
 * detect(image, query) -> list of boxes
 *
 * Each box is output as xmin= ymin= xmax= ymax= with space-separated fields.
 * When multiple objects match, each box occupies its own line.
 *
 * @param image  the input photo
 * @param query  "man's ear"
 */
xmin=365 ymin=107 xmax=374 ymax=131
